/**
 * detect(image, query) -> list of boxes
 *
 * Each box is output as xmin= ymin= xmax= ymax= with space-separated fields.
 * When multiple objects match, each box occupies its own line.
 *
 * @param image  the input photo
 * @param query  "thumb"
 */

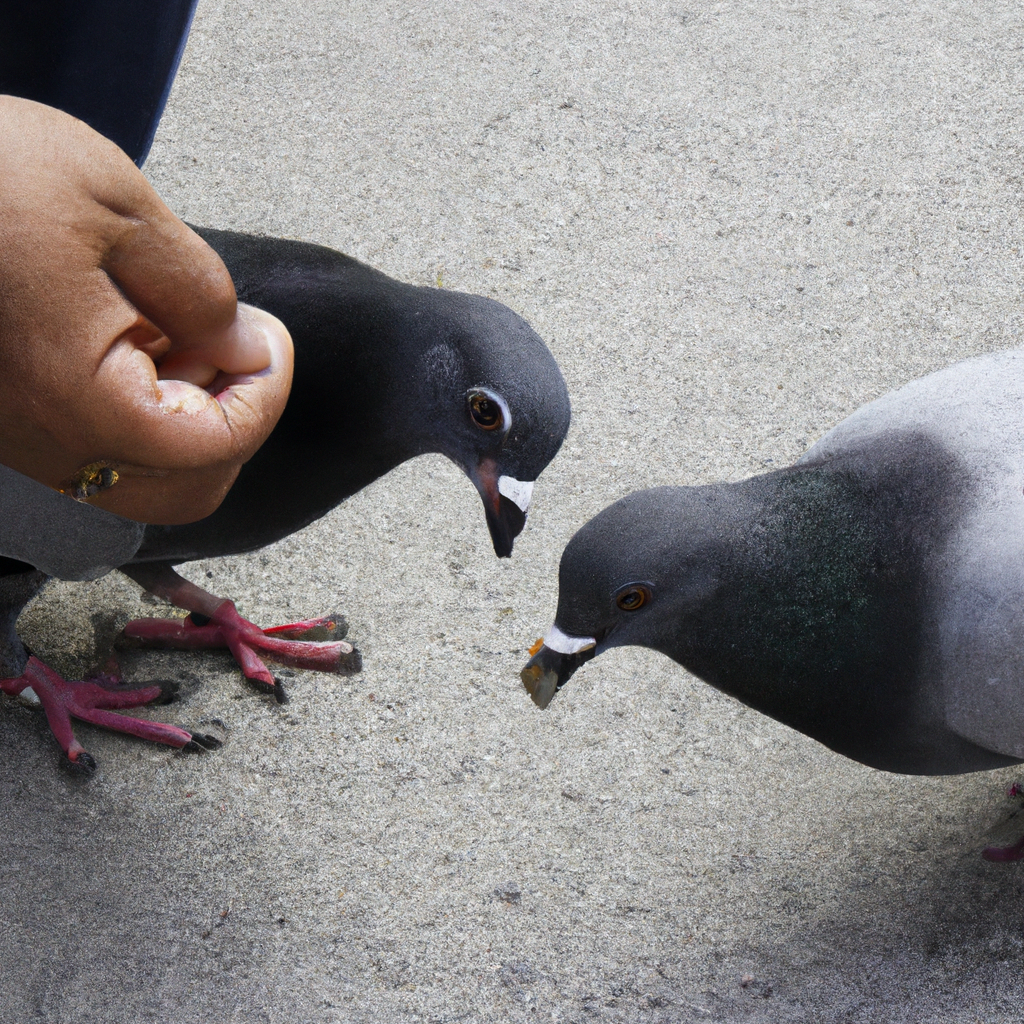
xmin=96 ymin=303 xmax=294 ymax=473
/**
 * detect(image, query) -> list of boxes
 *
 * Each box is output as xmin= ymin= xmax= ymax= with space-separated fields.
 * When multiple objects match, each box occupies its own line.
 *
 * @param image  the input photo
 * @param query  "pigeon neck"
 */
xmin=667 ymin=461 xmax=930 ymax=761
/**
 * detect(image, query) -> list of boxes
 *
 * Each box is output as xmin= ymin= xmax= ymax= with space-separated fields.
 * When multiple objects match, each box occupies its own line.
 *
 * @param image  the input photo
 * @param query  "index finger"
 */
xmin=85 ymin=140 xmax=235 ymax=336
xmin=87 ymin=144 xmax=272 ymax=381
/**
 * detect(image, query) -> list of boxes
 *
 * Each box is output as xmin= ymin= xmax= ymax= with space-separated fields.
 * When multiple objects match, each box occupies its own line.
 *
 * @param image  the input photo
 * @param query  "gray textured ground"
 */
xmin=4 ymin=1 xmax=1024 ymax=1021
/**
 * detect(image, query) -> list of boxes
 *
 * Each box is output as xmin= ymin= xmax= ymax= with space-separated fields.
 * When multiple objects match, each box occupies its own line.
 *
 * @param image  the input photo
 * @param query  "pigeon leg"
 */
xmin=0 ymin=656 xmax=219 ymax=772
xmin=120 ymin=563 xmax=360 ymax=698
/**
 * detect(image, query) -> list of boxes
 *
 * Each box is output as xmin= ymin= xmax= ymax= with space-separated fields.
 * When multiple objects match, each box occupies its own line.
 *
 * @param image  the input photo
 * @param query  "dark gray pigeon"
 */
xmin=521 ymin=348 xmax=1024 ymax=860
xmin=0 ymin=227 xmax=570 ymax=772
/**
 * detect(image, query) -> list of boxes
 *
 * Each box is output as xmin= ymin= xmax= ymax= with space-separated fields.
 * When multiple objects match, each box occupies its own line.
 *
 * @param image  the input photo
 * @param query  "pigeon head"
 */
xmin=521 ymin=485 xmax=735 ymax=708
xmin=402 ymin=288 xmax=571 ymax=557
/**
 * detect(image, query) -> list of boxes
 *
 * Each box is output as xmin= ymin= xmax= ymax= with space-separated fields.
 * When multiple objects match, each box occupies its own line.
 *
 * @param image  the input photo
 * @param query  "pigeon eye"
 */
xmin=468 ymin=390 xmax=504 ymax=431
xmin=616 ymin=585 xmax=650 ymax=611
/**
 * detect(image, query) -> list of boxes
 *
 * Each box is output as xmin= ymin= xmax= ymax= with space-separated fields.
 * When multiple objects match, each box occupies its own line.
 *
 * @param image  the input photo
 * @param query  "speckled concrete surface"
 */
xmin=4 ymin=2 xmax=1024 ymax=1021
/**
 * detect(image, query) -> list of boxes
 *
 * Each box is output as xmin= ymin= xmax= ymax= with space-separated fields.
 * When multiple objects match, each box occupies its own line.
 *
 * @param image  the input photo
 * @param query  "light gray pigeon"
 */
xmin=521 ymin=348 xmax=1024 ymax=861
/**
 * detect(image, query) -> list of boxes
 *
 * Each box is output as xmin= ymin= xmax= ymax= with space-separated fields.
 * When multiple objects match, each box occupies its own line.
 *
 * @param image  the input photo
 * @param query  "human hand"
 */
xmin=0 ymin=96 xmax=294 ymax=525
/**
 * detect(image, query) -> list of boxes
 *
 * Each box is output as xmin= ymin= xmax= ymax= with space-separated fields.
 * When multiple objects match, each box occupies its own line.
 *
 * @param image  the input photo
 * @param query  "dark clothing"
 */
xmin=0 ymin=1 xmax=197 ymax=577
xmin=0 ymin=0 xmax=199 ymax=165
xmin=0 ymin=466 xmax=145 ymax=580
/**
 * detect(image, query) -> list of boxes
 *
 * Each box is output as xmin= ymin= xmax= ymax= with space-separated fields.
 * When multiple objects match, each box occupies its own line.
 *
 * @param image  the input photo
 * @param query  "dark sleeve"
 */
xmin=0 ymin=0 xmax=199 ymax=166
xmin=0 ymin=465 xmax=144 ymax=580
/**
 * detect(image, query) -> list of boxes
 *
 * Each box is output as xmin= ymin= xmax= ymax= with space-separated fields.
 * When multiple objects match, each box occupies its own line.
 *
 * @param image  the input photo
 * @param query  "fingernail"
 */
xmin=236 ymin=304 xmax=292 ymax=375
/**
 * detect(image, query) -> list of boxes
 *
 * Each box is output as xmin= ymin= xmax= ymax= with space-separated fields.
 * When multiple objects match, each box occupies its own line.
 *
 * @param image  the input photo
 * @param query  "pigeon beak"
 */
xmin=472 ymin=459 xmax=534 ymax=558
xmin=520 ymin=625 xmax=597 ymax=709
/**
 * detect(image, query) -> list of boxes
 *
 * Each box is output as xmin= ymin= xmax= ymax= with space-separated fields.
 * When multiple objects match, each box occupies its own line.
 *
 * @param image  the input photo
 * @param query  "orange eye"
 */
xmin=469 ymin=391 xmax=503 ymax=430
xmin=616 ymin=586 xmax=649 ymax=611
xmin=528 ymin=637 xmax=544 ymax=656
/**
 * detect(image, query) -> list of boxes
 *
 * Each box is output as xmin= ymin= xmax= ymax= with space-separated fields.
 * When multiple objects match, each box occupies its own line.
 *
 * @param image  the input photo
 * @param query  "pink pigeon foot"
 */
xmin=0 ymin=656 xmax=221 ymax=775
xmin=122 ymin=602 xmax=359 ymax=701
xmin=120 ymin=563 xmax=361 ymax=702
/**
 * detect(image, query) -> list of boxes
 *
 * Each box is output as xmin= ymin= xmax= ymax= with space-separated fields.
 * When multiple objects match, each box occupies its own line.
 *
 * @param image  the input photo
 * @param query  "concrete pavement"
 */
xmin=3 ymin=2 xmax=1024 ymax=1020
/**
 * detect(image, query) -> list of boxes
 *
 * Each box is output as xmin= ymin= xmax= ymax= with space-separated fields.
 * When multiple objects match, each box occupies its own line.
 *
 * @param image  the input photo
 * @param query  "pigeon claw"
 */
xmin=0 ymin=656 xmax=193 ymax=768
xmin=183 ymin=732 xmax=224 ymax=753
xmin=121 ymin=602 xmax=362 ymax=688
xmin=151 ymin=679 xmax=182 ymax=705
xmin=242 ymin=674 xmax=289 ymax=704
xmin=64 ymin=750 xmax=98 ymax=777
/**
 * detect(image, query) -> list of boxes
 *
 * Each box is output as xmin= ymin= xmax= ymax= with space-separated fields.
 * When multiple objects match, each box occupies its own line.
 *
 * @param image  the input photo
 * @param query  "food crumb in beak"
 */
xmin=528 ymin=637 xmax=544 ymax=657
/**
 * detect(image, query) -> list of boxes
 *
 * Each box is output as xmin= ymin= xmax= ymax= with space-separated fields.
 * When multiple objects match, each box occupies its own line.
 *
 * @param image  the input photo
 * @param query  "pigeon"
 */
xmin=0 ymin=227 xmax=570 ymax=771
xmin=521 ymin=348 xmax=1024 ymax=860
